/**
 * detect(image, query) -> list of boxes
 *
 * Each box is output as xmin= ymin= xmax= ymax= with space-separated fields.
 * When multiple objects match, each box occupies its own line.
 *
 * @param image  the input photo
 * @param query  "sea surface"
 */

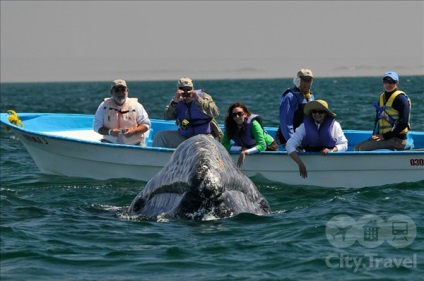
xmin=1 ymin=76 xmax=423 ymax=280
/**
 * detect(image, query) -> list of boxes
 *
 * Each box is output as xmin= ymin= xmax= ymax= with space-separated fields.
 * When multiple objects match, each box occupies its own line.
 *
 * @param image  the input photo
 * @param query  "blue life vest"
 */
xmin=283 ymin=87 xmax=314 ymax=131
xmin=176 ymin=90 xmax=212 ymax=137
xmin=277 ymin=87 xmax=314 ymax=143
xmin=301 ymin=116 xmax=337 ymax=151
xmin=231 ymin=114 xmax=262 ymax=148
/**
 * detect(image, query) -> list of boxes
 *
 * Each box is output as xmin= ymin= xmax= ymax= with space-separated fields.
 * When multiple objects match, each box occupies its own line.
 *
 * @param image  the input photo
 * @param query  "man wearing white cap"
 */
xmin=93 ymin=79 xmax=151 ymax=145
xmin=276 ymin=69 xmax=316 ymax=145
xmin=355 ymin=71 xmax=411 ymax=151
xmin=152 ymin=77 xmax=223 ymax=148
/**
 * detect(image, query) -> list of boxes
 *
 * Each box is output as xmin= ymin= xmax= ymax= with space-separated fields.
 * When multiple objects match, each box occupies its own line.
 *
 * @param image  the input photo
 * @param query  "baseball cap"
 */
xmin=297 ymin=69 xmax=314 ymax=78
xmin=383 ymin=71 xmax=399 ymax=82
xmin=177 ymin=77 xmax=193 ymax=88
xmin=111 ymin=79 xmax=127 ymax=90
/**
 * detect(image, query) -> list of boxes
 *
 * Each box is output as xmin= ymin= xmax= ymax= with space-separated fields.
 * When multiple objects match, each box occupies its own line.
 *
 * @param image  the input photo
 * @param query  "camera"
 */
xmin=182 ymin=91 xmax=191 ymax=98
xmin=181 ymin=119 xmax=190 ymax=130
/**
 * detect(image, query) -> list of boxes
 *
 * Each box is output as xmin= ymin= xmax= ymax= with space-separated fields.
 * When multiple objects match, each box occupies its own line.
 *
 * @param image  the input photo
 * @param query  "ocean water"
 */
xmin=1 ymin=76 xmax=423 ymax=280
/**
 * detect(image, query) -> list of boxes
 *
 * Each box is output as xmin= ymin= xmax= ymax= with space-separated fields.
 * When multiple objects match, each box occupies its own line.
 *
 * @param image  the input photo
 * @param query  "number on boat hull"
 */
xmin=410 ymin=159 xmax=424 ymax=166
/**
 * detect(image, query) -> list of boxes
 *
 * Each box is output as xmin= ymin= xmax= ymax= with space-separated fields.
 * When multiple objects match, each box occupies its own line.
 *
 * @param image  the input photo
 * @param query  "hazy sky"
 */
xmin=1 ymin=1 xmax=423 ymax=82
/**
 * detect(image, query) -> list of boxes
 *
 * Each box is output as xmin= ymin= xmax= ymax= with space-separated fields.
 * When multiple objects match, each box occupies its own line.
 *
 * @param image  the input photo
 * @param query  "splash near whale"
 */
xmin=129 ymin=135 xmax=271 ymax=220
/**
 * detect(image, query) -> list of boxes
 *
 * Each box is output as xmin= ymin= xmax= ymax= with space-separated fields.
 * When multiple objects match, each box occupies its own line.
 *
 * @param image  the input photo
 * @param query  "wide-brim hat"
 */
xmin=304 ymin=100 xmax=336 ymax=117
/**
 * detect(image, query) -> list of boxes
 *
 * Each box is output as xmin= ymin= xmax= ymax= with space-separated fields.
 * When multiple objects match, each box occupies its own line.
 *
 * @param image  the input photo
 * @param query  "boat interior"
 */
xmin=2 ymin=113 xmax=423 ymax=152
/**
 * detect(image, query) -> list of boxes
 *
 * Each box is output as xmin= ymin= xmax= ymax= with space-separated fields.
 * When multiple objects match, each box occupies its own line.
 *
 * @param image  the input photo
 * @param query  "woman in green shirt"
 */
xmin=222 ymin=102 xmax=278 ymax=168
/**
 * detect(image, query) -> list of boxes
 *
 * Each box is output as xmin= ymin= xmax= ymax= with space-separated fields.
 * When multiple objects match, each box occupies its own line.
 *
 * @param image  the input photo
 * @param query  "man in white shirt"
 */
xmin=93 ymin=79 xmax=151 ymax=145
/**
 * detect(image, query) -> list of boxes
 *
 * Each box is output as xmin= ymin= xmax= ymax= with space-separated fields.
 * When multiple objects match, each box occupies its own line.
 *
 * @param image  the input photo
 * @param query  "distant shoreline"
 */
xmin=1 ymin=73 xmax=423 ymax=84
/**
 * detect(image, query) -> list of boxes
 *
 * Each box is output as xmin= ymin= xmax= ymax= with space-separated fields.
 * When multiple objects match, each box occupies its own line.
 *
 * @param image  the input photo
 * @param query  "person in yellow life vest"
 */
xmin=355 ymin=71 xmax=411 ymax=151
xmin=93 ymin=79 xmax=151 ymax=145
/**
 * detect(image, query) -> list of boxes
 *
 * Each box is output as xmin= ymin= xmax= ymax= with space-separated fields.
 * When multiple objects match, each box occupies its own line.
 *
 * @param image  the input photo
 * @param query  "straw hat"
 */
xmin=304 ymin=100 xmax=336 ymax=117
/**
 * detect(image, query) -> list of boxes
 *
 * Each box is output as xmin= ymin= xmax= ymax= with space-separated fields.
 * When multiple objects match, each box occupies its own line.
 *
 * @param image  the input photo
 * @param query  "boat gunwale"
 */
xmin=2 ymin=113 xmax=424 ymax=156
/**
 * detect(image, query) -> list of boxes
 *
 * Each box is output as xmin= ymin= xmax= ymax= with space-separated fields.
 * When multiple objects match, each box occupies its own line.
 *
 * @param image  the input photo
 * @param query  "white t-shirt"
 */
xmin=93 ymin=99 xmax=151 ymax=133
xmin=285 ymin=121 xmax=348 ymax=154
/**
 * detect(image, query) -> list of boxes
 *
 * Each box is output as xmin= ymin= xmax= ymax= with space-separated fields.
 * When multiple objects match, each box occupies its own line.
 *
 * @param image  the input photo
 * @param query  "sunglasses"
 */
xmin=232 ymin=112 xmax=244 ymax=118
xmin=114 ymin=86 xmax=127 ymax=92
xmin=311 ymin=110 xmax=326 ymax=114
xmin=179 ymin=87 xmax=193 ymax=91
xmin=383 ymin=80 xmax=396 ymax=85
xmin=300 ymin=77 xmax=313 ymax=82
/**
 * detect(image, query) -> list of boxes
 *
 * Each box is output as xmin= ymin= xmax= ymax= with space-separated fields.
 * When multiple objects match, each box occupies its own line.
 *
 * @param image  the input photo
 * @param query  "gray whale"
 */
xmin=129 ymin=135 xmax=271 ymax=220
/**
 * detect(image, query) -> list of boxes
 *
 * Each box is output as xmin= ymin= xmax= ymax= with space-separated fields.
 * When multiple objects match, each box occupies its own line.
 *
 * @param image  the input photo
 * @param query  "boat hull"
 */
xmin=2 ymin=113 xmax=423 ymax=188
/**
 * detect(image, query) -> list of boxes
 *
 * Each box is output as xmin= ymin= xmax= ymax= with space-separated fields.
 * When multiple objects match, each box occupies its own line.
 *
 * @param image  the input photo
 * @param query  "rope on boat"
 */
xmin=5 ymin=110 xmax=24 ymax=131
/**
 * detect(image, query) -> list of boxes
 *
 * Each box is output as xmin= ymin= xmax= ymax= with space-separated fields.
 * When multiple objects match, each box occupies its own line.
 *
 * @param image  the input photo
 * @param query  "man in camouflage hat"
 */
xmin=153 ymin=77 xmax=223 ymax=148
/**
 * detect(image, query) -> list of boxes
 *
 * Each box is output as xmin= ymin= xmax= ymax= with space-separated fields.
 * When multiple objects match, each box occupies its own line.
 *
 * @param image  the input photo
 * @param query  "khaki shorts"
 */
xmin=354 ymin=137 xmax=407 ymax=151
